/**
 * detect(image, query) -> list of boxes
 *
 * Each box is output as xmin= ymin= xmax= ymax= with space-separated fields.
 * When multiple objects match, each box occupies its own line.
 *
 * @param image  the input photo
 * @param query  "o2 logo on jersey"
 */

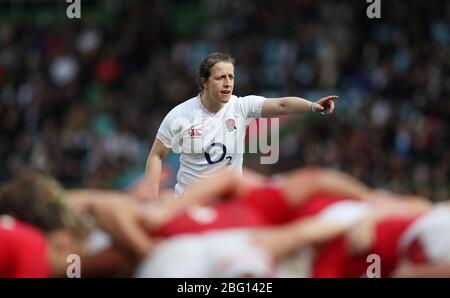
xmin=205 ymin=143 xmax=232 ymax=166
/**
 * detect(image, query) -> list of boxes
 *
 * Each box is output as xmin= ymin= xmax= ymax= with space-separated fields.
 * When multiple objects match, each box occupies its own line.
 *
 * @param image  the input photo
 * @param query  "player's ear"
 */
xmin=201 ymin=77 xmax=208 ymax=90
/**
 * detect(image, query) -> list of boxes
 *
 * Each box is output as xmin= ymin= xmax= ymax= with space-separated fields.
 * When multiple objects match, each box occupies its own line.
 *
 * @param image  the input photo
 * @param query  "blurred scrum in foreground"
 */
xmin=0 ymin=0 xmax=448 ymax=201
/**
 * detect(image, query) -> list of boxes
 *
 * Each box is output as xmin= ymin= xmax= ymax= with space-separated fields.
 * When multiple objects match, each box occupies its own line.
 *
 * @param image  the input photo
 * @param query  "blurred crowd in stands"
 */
xmin=0 ymin=0 xmax=449 ymax=201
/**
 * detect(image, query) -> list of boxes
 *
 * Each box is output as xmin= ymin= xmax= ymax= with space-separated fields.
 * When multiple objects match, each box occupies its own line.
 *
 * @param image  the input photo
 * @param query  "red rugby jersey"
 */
xmin=154 ymin=186 xmax=292 ymax=237
xmin=0 ymin=216 xmax=50 ymax=278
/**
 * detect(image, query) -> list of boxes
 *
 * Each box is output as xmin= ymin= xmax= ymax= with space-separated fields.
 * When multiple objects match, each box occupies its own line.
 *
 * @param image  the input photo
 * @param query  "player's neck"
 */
xmin=200 ymin=92 xmax=224 ymax=114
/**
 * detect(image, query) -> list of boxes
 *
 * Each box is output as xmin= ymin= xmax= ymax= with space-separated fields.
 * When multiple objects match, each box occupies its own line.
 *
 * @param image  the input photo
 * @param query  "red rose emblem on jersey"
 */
xmin=225 ymin=118 xmax=236 ymax=132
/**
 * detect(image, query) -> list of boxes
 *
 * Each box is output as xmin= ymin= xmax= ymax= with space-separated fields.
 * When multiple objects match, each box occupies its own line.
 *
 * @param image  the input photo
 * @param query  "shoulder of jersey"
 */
xmin=230 ymin=95 xmax=252 ymax=106
xmin=229 ymin=95 xmax=239 ymax=102
xmin=169 ymin=96 xmax=201 ymax=115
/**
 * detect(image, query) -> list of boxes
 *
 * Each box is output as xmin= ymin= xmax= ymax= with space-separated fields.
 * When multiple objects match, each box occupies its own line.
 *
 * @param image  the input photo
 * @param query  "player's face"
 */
xmin=204 ymin=61 xmax=234 ymax=103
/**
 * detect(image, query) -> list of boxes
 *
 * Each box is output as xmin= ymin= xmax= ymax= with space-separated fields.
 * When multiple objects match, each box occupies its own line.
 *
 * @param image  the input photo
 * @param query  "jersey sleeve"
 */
xmin=156 ymin=109 xmax=184 ymax=149
xmin=238 ymin=95 xmax=266 ymax=120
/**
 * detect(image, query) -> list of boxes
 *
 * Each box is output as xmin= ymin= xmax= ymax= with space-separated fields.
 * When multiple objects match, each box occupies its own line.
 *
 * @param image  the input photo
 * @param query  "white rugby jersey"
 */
xmin=157 ymin=93 xmax=266 ymax=195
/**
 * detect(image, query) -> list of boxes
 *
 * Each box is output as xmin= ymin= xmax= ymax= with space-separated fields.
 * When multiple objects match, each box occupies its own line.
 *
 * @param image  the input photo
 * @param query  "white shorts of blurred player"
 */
xmin=399 ymin=202 xmax=450 ymax=263
xmin=277 ymin=200 xmax=370 ymax=277
xmin=134 ymin=228 xmax=275 ymax=278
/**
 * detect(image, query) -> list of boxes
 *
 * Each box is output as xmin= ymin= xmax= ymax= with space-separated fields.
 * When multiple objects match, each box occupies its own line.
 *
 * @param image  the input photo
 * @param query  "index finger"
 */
xmin=324 ymin=95 xmax=339 ymax=101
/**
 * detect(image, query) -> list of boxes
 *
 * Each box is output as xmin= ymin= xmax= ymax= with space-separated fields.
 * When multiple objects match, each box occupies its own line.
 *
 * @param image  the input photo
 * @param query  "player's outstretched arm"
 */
xmin=279 ymin=167 xmax=371 ymax=207
xmin=254 ymin=217 xmax=349 ymax=261
xmin=261 ymin=95 xmax=338 ymax=117
xmin=66 ymin=190 xmax=154 ymax=258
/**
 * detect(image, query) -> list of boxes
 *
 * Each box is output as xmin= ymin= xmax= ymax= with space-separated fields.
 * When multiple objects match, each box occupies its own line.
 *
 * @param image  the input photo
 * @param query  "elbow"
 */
xmin=278 ymin=102 xmax=290 ymax=115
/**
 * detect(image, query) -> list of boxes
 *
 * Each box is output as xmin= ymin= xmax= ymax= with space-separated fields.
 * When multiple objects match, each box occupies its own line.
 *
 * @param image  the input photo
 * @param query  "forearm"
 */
xmin=172 ymin=170 xmax=244 ymax=212
xmin=312 ymin=169 xmax=371 ymax=200
xmin=66 ymin=189 xmax=105 ymax=212
xmin=280 ymin=97 xmax=314 ymax=114
xmin=66 ymin=189 xmax=135 ymax=212
xmin=281 ymin=168 xmax=371 ymax=206
xmin=263 ymin=95 xmax=337 ymax=117
xmin=68 ymin=190 xmax=153 ymax=258
xmin=144 ymin=154 xmax=163 ymax=199
xmin=255 ymin=217 xmax=347 ymax=260
xmin=132 ymin=138 xmax=171 ymax=201
xmin=263 ymin=97 xmax=314 ymax=117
